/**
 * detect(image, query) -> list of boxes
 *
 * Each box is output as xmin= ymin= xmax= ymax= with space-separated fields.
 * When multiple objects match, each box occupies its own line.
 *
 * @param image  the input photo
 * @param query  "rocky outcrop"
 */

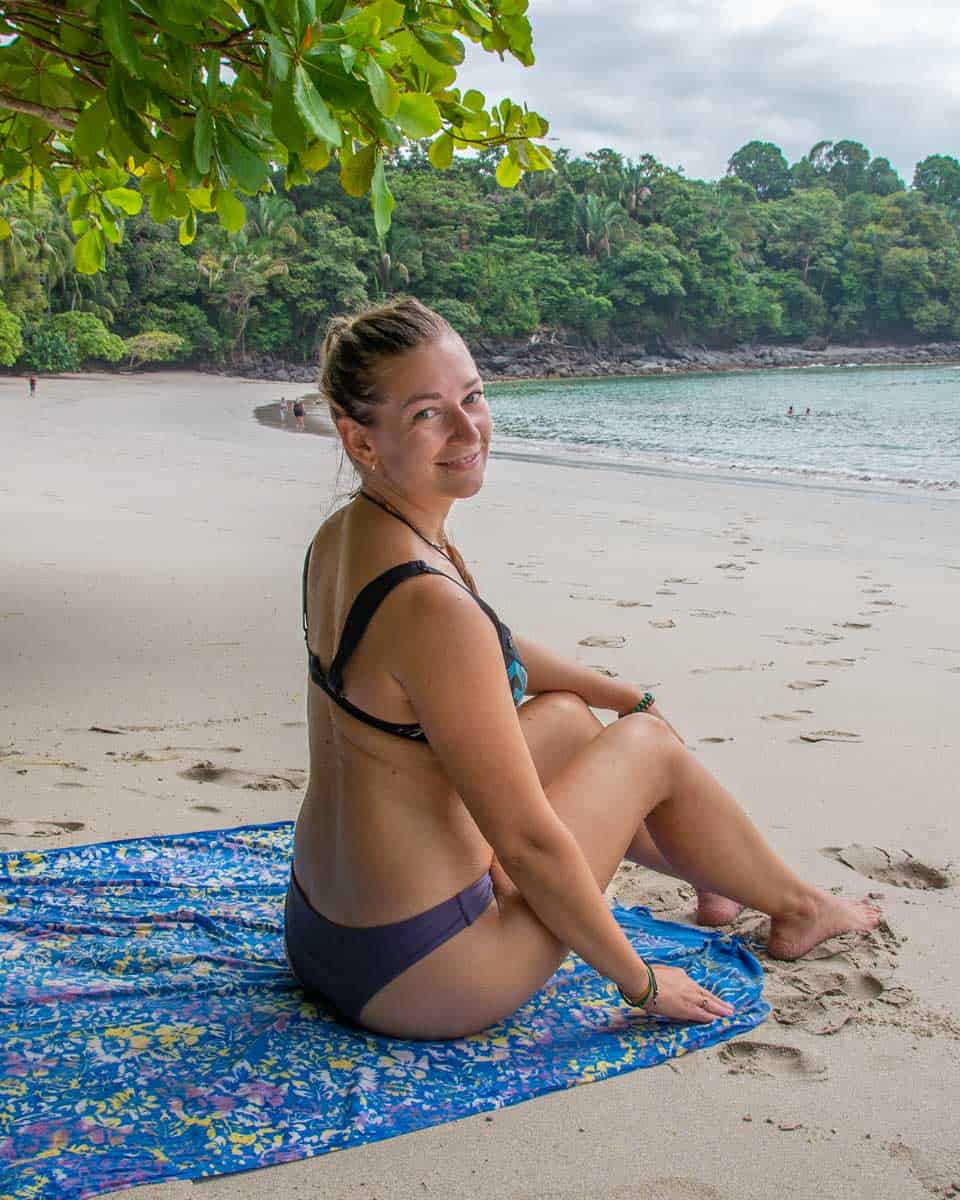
xmin=212 ymin=339 xmax=960 ymax=386
xmin=468 ymin=338 xmax=960 ymax=381
xmin=202 ymin=352 xmax=320 ymax=383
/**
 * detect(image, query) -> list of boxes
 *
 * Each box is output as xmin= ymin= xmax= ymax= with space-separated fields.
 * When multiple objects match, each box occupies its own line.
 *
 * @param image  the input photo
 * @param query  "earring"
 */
xmin=370 ymin=461 xmax=377 ymax=472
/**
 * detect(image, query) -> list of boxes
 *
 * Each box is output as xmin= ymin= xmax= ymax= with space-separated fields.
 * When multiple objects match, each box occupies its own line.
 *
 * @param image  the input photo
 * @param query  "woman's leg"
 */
xmin=518 ymin=692 xmax=741 ymax=924
xmin=360 ymin=701 xmax=879 ymax=1039
xmin=541 ymin=713 xmax=879 ymax=960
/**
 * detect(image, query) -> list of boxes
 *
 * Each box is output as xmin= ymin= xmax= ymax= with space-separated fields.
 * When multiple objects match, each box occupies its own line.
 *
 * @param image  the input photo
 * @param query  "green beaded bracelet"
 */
xmin=617 ymin=961 xmax=659 ymax=1010
xmin=632 ymin=691 xmax=655 ymax=713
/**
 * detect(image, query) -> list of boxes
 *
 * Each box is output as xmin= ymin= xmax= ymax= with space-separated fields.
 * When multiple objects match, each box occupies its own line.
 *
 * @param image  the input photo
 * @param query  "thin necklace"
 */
xmin=358 ymin=490 xmax=457 ymax=569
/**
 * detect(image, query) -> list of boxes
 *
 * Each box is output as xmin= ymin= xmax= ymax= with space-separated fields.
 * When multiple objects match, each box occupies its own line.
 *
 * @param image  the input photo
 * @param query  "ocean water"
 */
xmin=486 ymin=365 xmax=960 ymax=493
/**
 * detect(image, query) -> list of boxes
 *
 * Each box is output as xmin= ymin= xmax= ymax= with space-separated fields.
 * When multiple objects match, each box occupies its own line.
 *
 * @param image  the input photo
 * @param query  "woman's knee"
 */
xmin=532 ymin=689 xmax=601 ymax=733
xmin=519 ymin=691 xmax=603 ymax=786
xmin=608 ymin=712 xmax=684 ymax=784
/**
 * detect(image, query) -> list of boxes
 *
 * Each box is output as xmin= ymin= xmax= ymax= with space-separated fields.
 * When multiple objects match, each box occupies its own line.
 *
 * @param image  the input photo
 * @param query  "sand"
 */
xmin=2 ymin=371 xmax=959 ymax=1200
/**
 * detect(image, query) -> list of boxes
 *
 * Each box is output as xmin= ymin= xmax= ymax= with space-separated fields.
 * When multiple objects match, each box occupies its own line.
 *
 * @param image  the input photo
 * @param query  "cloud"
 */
xmin=455 ymin=1 xmax=960 ymax=182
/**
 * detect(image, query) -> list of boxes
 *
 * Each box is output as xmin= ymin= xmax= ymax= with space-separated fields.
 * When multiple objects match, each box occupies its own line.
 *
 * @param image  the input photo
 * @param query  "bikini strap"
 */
xmin=302 ymin=544 xmax=501 ymax=691
xmin=302 ymin=542 xmax=313 ymax=640
xmin=326 ymin=560 xmax=445 ymax=692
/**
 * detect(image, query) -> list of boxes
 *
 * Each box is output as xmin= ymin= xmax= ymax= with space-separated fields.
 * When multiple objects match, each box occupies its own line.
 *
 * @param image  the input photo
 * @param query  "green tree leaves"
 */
xmin=0 ymin=299 xmax=23 ymax=366
xmin=0 ymin=1 xmax=552 ymax=268
xmin=99 ymin=0 xmax=143 ymax=77
xmin=74 ymin=228 xmax=105 ymax=275
xmin=372 ymin=155 xmax=395 ymax=239
xmin=396 ymin=93 xmax=442 ymax=140
xmin=292 ymin=66 xmax=342 ymax=147
xmin=727 ymin=141 xmax=793 ymax=201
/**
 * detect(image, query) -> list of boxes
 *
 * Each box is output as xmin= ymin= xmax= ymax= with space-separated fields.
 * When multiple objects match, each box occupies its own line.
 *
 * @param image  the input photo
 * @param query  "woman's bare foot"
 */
xmin=767 ymin=891 xmax=882 ymax=960
xmin=695 ymin=889 xmax=743 ymax=926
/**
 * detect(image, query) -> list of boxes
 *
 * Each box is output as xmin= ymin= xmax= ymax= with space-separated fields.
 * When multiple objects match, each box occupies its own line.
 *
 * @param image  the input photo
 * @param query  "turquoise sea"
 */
xmin=486 ymin=365 xmax=960 ymax=493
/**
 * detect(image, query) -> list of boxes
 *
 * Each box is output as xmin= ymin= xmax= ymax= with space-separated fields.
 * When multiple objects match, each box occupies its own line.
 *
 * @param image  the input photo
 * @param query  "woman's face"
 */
xmin=366 ymin=334 xmax=493 ymax=501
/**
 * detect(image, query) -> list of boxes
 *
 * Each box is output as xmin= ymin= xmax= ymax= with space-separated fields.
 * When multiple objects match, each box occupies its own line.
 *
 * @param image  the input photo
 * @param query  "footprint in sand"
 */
xmin=787 ymin=679 xmax=829 ymax=690
xmin=649 ymin=619 xmax=676 ymax=630
xmin=821 ymin=845 xmax=955 ymax=890
xmin=578 ymin=634 xmax=627 ymax=648
xmin=604 ymin=1181 xmax=730 ymax=1200
xmin=190 ymin=804 xmax=223 ymax=814
xmin=615 ymin=600 xmax=653 ymax=608
xmin=106 ymin=750 xmax=178 ymax=763
xmin=835 ymin=620 xmax=872 ymax=630
xmin=163 ymin=745 xmax=243 ymax=754
xmin=807 ymin=658 xmax=858 ymax=668
xmin=664 ymin=577 xmax=698 ymax=585
xmin=656 ymin=589 xmax=677 ymax=596
xmin=771 ymin=627 xmax=844 ymax=647
xmin=699 ymin=736 xmax=732 ymax=744
xmin=0 ymin=818 xmax=85 ymax=837
xmin=691 ymin=661 xmax=773 ymax=675
xmin=769 ymin=993 xmax=854 ymax=1037
xmin=587 ymin=664 xmax=620 ymax=677
xmin=798 ymin=730 xmax=861 ymax=743
xmin=769 ymin=967 xmax=908 ymax=1036
xmin=761 ymin=712 xmax=804 ymax=722
xmin=180 ymin=761 xmax=306 ymax=792
xmin=688 ymin=609 xmax=735 ymax=619
xmin=714 ymin=562 xmax=745 ymax=572
xmin=718 ymin=1040 xmax=826 ymax=1080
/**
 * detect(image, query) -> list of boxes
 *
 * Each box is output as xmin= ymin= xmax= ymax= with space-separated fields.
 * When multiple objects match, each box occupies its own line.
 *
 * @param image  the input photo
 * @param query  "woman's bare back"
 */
xmin=293 ymin=502 xmax=493 ymax=928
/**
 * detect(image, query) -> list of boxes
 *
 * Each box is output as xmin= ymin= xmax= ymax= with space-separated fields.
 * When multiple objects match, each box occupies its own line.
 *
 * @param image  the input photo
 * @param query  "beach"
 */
xmin=2 ymin=371 xmax=959 ymax=1200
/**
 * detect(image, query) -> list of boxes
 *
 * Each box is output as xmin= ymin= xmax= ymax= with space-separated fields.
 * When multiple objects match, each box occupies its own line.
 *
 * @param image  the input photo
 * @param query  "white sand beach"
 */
xmin=2 ymin=371 xmax=959 ymax=1200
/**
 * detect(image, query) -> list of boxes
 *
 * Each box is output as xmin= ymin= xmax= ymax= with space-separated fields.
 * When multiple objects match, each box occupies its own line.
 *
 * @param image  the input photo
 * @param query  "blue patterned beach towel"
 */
xmin=0 ymin=823 xmax=769 ymax=1200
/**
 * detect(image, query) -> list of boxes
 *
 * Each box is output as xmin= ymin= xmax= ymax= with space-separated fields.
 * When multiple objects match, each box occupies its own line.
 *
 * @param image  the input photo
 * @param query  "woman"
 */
xmin=285 ymin=298 xmax=880 ymax=1040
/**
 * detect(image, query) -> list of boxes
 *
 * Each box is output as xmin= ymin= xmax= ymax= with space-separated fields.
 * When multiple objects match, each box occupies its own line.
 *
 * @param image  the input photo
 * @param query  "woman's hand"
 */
xmin=638 ymin=965 xmax=736 ymax=1024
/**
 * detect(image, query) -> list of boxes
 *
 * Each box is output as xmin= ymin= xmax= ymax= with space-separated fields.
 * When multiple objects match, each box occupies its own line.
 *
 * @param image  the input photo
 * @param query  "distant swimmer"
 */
xmin=786 ymin=404 xmax=794 ymax=416
xmin=804 ymin=407 xmax=811 ymax=416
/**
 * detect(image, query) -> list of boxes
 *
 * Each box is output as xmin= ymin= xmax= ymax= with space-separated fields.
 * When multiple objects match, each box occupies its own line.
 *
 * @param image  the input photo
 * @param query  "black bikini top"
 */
xmin=302 ymin=550 xmax=528 ymax=743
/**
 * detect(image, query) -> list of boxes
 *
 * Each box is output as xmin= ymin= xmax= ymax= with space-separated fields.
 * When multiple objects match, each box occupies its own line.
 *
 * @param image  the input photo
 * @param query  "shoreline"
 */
xmin=253 ymin=392 xmax=960 ymax=503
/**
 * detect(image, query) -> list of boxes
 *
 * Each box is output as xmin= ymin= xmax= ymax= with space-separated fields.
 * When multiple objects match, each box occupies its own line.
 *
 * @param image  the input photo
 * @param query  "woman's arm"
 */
xmin=393 ymin=580 xmax=653 ymax=1001
xmin=514 ymin=634 xmax=648 ymax=713
xmin=514 ymin=635 xmax=683 ymax=744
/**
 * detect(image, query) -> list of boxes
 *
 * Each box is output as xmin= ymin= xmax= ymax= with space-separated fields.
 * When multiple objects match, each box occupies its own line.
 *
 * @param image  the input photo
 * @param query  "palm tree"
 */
xmin=575 ymin=194 xmax=629 ymax=257
xmin=372 ymin=228 xmax=420 ymax=299
xmin=248 ymin=194 xmax=301 ymax=252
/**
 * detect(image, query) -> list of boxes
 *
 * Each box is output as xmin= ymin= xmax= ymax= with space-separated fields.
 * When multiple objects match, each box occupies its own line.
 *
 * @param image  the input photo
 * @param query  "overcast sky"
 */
xmin=455 ymin=0 xmax=960 ymax=184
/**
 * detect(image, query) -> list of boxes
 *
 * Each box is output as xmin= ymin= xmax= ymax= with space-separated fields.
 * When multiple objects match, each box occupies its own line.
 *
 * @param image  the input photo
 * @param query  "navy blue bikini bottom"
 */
xmin=284 ymin=868 xmax=495 ymax=1023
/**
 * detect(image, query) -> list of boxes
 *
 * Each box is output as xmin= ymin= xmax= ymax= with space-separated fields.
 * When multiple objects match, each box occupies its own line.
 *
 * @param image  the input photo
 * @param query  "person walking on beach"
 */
xmin=279 ymin=395 xmax=288 ymax=424
xmin=28 ymin=375 xmax=37 ymax=397
xmin=287 ymin=298 xmax=881 ymax=1041
xmin=293 ymin=398 xmax=305 ymax=432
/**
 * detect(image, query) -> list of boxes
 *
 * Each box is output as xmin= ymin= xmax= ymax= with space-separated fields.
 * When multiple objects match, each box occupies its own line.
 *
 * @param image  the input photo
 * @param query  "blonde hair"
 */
xmin=321 ymin=297 xmax=478 ymax=593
